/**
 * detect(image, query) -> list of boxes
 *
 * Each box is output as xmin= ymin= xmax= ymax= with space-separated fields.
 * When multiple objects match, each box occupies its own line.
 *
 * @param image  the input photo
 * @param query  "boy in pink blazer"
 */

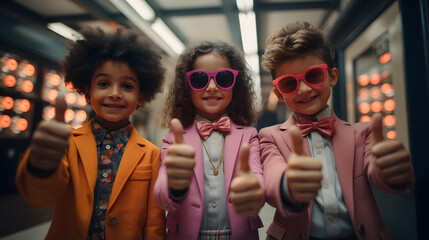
xmin=259 ymin=22 xmax=413 ymax=240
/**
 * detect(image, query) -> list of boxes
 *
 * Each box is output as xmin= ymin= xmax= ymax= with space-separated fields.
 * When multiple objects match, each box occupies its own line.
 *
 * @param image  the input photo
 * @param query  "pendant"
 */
xmin=213 ymin=169 xmax=218 ymax=176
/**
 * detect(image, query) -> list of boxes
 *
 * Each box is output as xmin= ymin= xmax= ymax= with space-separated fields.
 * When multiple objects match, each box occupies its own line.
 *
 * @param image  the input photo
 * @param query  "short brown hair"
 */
xmin=262 ymin=21 xmax=335 ymax=78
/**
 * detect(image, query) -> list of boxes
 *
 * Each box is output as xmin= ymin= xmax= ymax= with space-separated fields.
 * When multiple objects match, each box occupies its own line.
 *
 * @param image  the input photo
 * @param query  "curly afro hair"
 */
xmin=161 ymin=41 xmax=257 ymax=128
xmin=62 ymin=27 xmax=165 ymax=104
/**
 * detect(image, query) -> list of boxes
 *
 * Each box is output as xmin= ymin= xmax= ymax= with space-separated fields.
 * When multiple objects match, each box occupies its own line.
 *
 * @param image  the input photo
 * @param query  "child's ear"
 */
xmin=273 ymin=87 xmax=285 ymax=103
xmin=85 ymin=92 xmax=91 ymax=103
xmin=329 ymin=67 xmax=339 ymax=87
xmin=137 ymin=92 xmax=144 ymax=106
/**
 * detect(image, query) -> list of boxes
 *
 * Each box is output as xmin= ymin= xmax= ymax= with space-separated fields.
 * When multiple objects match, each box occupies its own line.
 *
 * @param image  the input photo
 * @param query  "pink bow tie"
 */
xmin=196 ymin=116 xmax=231 ymax=140
xmin=295 ymin=116 xmax=336 ymax=138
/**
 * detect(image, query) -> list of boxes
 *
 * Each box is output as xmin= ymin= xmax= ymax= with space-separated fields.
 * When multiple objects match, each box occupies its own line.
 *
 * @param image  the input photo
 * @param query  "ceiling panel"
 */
xmin=156 ymin=0 xmax=222 ymax=10
xmin=12 ymin=0 xmax=86 ymax=16
xmin=171 ymin=14 xmax=235 ymax=45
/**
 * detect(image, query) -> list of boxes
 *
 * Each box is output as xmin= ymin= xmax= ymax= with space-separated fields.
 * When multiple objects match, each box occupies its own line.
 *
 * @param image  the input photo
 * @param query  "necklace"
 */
xmin=201 ymin=134 xmax=225 ymax=176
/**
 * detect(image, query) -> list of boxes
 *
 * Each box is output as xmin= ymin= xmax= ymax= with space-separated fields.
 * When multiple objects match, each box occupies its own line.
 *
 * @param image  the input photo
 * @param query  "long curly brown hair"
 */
xmin=62 ymin=27 xmax=165 ymax=105
xmin=161 ymin=41 xmax=257 ymax=128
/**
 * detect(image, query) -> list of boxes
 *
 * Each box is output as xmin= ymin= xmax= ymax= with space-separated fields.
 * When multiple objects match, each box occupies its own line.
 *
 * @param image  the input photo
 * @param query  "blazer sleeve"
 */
xmin=144 ymin=148 xmax=166 ymax=239
xmin=259 ymin=127 xmax=307 ymax=217
xmin=154 ymin=132 xmax=181 ymax=212
xmin=248 ymin=127 xmax=264 ymax=196
xmin=15 ymin=146 xmax=71 ymax=208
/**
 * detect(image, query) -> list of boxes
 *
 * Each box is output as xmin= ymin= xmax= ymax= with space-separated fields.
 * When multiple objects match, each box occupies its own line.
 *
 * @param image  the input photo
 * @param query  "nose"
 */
xmin=206 ymin=77 xmax=218 ymax=92
xmin=109 ymin=85 xmax=122 ymax=99
xmin=296 ymin=79 xmax=312 ymax=94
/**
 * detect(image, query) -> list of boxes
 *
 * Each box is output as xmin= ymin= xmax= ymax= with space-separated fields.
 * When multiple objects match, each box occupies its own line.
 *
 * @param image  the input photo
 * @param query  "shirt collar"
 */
xmin=293 ymin=105 xmax=332 ymax=121
xmin=92 ymin=121 xmax=132 ymax=151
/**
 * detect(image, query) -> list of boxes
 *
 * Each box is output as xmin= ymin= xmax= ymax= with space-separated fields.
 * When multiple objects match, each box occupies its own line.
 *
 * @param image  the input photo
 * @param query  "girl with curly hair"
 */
xmin=16 ymin=27 xmax=166 ymax=240
xmin=155 ymin=41 xmax=264 ymax=239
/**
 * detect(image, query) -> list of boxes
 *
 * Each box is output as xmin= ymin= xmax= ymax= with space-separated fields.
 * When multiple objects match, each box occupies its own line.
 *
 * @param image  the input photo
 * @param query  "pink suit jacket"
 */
xmin=259 ymin=113 xmax=411 ymax=240
xmin=154 ymin=122 xmax=264 ymax=240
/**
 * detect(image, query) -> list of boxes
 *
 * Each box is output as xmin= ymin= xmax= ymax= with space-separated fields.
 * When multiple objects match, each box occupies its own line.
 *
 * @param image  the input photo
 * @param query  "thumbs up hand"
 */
xmin=371 ymin=113 xmax=412 ymax=188
xmin=230 ymin=143 xmax=264 ymax=217
xmin=286 ymin=126 xmax=323 ymax=203
xmin=165 ymin=118 xmax=196 ymax=191
xmin=28 ymin=94 xmax=72 ymax=172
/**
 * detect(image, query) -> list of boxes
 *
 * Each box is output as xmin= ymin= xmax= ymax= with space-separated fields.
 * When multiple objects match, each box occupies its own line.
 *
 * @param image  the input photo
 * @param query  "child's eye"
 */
xmin=123 ymin=83 xmax=135 ymax=90
xmin=97 ymin=81 xmax=109 ymax=87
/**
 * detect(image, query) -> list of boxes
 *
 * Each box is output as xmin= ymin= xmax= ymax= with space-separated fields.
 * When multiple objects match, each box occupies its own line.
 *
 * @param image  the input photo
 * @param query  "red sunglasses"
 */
xmin=272 ymin=64 xmax=331 ymax=96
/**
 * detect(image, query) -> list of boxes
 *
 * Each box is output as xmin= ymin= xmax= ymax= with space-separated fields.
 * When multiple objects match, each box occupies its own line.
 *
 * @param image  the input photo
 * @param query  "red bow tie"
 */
xmin=295 ymin=116 xmax=336 ymax=138
xmin=196 ymin=116 xmax=231 ymax=140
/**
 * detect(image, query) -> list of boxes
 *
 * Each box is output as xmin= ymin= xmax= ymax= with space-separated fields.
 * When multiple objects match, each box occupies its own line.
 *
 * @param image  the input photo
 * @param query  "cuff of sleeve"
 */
xmin=169 ymin=187 xmax=188 ymax=202
xmin=26 ymin=162 xmax=56 ymax=178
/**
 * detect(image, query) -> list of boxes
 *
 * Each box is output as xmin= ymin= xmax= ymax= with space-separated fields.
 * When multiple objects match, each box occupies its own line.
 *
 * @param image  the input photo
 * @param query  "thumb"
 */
xmin=371 ymin=113 xmax=384 ymax=144
xmin=237 ymin=143 xmax=250 ymax=173
xmin=54 ymin=93 xmax=67 ymax=123
xmin=171 ymin=118 xmax=184 ymax=144
xmin=290 ymin=125 xmax=304 ymax=155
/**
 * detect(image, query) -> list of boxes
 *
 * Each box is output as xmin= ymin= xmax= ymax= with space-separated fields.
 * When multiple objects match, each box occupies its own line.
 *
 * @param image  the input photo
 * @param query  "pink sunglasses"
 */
xmin=273 ymin=64 xmax=331 ymax=96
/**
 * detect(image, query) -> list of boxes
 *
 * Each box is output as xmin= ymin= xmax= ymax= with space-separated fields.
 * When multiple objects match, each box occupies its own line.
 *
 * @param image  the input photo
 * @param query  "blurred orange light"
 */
xmin=77 ymin=95 xmax=87 ymax=106
xmin=370 ymin=87 xmax=381 ymax=99
xmin=43 ymin=106 xmax=55 ymax=120
xmin=357 ymin=75 xmax=370 ymax=86
xmin=386 ymin=130 xmax=396 ymax=140
xmin=21 ymin=80 xmax=34 ymax=93
xmin=76 ymin=110 xmax=87 ymax=122
xmin=47 ymin=89 xmax=59 ymax=102
xmin=381 ymin=83 xmax=394 ymax=96
xmin=15 ymin=118 xmax=28 ymax=131
xmin=358 ymin=88 xmax=369 ymax=101
xmin=370 ymin=73 xmax=381 ymax=85
xmin=5 ymin=58 xmax=18 ymax=71
xmin=49 ymin=74 xmax=61 ymax=86
xmin=371 ymin=101 xmax=383 ymax=112
xmin=1 ymin=96 xmax=14 ymax=110
xmin=381 ymin=70 xmax=391 ymax=79
xmin=384 ymin=99 xmax=395 ymax=112
xmin=3 ymin=75 xmax=16 ymax=87
xmin=65 ymin=109 xmax=75 ymax=122
xmin=358 ymin=102 xmax=370 ymax=114
xmin=359 ymin=115 xmax=372 ymax=122
xmin=379 ymin=52 xmax=392 ymax=64
xmin=18 ymin=99 xmax=31 ymax=113
xmin=66 ymin=92 xmax=77 ymax=105
xmin=384 ymin=115 xmax=396 ymax=126
xmin=0 ymin=115 xmax=11 ymax=128
xmin=22 ymin=64 xmax=35 ymax=76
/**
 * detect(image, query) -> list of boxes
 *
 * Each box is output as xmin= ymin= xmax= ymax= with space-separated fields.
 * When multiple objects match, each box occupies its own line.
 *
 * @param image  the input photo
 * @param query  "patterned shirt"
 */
xmin=88 ymin=121 xmax=132 ymax=240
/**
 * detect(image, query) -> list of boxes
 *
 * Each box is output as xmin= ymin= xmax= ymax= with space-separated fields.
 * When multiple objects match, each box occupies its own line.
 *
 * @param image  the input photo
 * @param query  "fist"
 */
xmin=230 ymin=143 xmax=264 ymax=217
xmin=28 ymin=94 xmax=71 ymax=172
xmin=371 ymin=113 xmax=413 ymax=187
xmin=165 ymin=118 xmax=196 ymax=190
xmin=286 ymin=126 xmax=323 ymax=203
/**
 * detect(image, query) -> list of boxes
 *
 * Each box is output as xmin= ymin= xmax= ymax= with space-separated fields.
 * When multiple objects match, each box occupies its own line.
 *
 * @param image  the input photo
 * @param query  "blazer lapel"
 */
xmin=73 ymin=119 xmax=98 ymax=195
xmin=109 ymin=127 xmax=145 ymax=209
xmin=280 ymin=114 xmax=311 ymax=157
xmin=224 ymin=122 xmax=244 ymax=194
xmin=331 ymin=114 xmax=355 ymax=221
xmin=183 ymin=125 xmax=205 ymax=199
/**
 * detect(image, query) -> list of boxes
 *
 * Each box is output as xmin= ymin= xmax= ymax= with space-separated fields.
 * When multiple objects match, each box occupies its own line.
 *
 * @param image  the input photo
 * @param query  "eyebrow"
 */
xmin=93 ymin=73 xmax=137 ymax=82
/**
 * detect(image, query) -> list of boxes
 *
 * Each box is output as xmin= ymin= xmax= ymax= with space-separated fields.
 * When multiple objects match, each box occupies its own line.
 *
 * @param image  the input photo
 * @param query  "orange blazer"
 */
xmin=15 ymin=119 xmax=165 ymax=240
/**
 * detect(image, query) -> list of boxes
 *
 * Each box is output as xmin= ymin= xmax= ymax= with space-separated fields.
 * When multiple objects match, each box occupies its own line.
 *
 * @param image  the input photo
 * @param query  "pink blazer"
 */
xmin=259 ymin=113 xmax=410 ymax=240
xmin=154 ymin=122 xmax=264 ymax=240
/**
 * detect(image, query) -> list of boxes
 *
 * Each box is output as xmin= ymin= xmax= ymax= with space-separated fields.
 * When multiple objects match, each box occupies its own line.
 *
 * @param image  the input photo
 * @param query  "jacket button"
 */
xmin=108 ymin=217 xmax=117 ymax=226
xmin=358 ymin=224 xmax=365 ymax=237
xmin=300 ymin=233 xmax=305 ymax=240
